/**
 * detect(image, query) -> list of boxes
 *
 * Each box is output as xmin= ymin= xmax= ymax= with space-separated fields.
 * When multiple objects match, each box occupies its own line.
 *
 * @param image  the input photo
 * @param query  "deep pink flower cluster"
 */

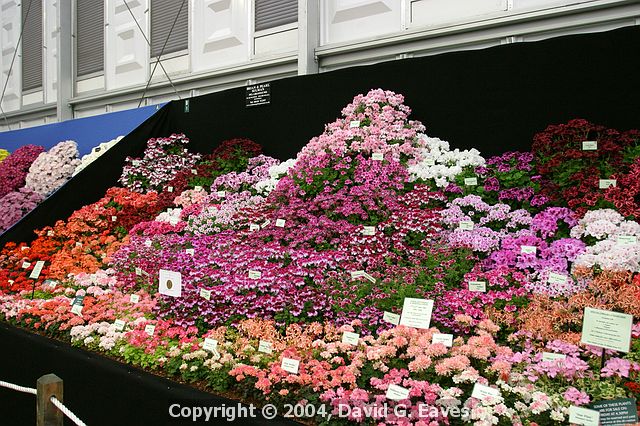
xmin=110 ymin=232 xmax=340 ymax=328
xmin=266 ymin=154 xmax=409 ymax=248
xmin=429 ymin=265 xmax=530 ymax=333
xmin=0 ymin=144 xmax=45 ymax=198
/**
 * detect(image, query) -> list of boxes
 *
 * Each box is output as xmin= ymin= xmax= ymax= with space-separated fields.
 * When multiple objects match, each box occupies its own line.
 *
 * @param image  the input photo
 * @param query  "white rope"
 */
xmin=1 ymin=378 xmax=86 ymax=426
xmin=0 ymin=379 xmax=37 ymax=395
xmin=50 ymin=396 xmax=87 ymax=426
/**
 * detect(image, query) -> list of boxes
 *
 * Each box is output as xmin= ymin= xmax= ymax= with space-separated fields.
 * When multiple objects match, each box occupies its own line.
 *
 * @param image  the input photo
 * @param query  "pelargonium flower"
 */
xmin=0 ymin=144 xmax=45 ymax=197
xmin=563 ymin=387 xmax=590 ymax=405
xmin=119 ymin=134 xmax=201 ymax=193
xmin=25 ymin=140 xmax=81 ymax=196
xmin=0 ymin=187 xmax=44 ymax=232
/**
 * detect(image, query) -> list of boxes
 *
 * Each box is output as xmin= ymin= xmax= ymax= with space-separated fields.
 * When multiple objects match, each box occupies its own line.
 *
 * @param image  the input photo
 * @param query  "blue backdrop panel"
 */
xmin=0 ymin=104 xmax=164 ymax=155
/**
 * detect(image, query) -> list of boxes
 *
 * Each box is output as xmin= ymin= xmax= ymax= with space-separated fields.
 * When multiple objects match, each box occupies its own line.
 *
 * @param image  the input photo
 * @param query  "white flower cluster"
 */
xmin=73 ymin=136 xmax=123 ymax=176
xmin=69 ymin=321 xmax=124 ymax=351
xmin=253 ymin=158 xmax=297 ymax=195
xmin=25 ymin=140 xmax=81 ymax=196
xmin=571 ymin=209 xmax=640 ymax=272
xmin=407 ymin=135 xmax=485 ymax=187
xmin=155 ymin=207 xmax=183 ymax=225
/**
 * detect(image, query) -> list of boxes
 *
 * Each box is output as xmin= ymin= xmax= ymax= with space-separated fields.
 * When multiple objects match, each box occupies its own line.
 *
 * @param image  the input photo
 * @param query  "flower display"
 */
xmin=0 ymin=91 xmax=639 ymax=425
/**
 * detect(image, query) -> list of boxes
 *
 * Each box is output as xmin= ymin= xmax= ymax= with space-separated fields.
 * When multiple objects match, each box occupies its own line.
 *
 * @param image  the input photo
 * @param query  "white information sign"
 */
xmin=281 ymin=358 xmax=300 ymax=374
xmin=342 ymin=332 xmax=360 ymax=345
xmin=471 ymin=383 xmax=501 ymax=401
xmin=159 ymin=270 xmax=182 ymax=297
xmin=581 ymin=307 xmax=633 ymax=352
xmin=569 ymin=406 xmax=600 ymax=426
xmin=399 ymin=298 xmax=434 ymax=329
xmin=432 ymin=333 xmax=454 ymax=347
xmin=386 ymin=384 xmax=410 ymax=401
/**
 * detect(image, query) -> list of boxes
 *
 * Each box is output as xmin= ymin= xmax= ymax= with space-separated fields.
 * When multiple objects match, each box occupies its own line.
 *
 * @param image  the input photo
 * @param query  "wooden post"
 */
xmin=37 ymin=374 xmax=63 ymax=426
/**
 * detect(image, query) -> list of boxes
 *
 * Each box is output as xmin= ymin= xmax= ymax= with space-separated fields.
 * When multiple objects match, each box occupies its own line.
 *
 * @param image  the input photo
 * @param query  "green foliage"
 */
xmin=120 ymin=343 xmax=166 ymax=370
xmin=28 ymin=290 xmax=55 ymax=300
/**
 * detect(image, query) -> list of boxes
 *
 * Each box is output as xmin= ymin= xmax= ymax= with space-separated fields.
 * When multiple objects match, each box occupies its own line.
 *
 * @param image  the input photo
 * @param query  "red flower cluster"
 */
xmin=605 ymin=157 xmax=640 ymax=219
xmin=209 ymin=138 xmax=262 ymax=164
xmin=532 ymin=119 xmax=640 ymax=216
xmin=0 ymin=188 xmax=162 ymax=283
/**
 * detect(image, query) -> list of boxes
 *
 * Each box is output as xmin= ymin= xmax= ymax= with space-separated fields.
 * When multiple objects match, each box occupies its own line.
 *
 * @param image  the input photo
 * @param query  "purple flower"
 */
xmin=0 ymin=187 xmax=44 ymax=232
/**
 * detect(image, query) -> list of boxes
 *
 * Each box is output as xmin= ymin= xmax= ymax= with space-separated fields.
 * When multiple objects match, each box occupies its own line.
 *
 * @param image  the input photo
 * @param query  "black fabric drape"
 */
xmin=0 ymin=323 xmax=298 ymax=425
xmin=164 ymin=26 xmax=640 ymax=162
xmin=2 ymin=26 xmax=640 ymax=246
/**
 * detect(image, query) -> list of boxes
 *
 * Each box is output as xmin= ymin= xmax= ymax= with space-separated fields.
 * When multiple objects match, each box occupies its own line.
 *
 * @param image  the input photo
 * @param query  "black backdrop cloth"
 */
xmin=0 ymin=323 xmax=297 ymax=425
xmin=0 ymin=25 xmax=639 ymax=425
xmin=2 ymin=26 xmax=640 ymax=246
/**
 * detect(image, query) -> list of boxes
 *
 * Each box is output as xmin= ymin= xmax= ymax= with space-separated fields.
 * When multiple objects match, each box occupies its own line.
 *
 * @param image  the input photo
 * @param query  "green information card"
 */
xmin=591 ymin=398 xmax=638 ymax=425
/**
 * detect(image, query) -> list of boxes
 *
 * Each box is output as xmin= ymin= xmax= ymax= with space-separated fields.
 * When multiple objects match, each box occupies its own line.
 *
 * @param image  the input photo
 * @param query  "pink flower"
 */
xmin=601 ymin=357 xmax=639 ymax=378
xmin=564 ymin=387 xmax=590 ymax=405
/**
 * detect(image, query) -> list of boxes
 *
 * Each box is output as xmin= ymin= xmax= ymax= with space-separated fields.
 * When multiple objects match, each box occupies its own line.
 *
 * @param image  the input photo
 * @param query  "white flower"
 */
xmin=550 ymin=410 xmax=565 ymax=421
xmin=513 ymin=402 xmax=528 ymax=412
xmin=25 ymin=140 xmax=81 ymax=196
xmin=155 ymin=208 xmax=183 ymax=224
xmin=73 ymin=136 xmax=123 ymax=176
xmin=254 ymin=158 xmax=297 ymax=196
xmin=408 ymin=134 xmax=485 ymax=187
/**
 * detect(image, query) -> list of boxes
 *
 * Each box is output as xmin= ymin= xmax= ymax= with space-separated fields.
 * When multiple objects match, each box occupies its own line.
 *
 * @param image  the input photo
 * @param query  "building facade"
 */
xmin=0 ymin=0 xmax=638 ymax=131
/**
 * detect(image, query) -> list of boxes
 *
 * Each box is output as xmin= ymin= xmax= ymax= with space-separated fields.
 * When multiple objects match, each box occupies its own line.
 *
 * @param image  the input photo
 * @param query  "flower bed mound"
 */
xmin=0 ymin=90 xmax=640 ymax=425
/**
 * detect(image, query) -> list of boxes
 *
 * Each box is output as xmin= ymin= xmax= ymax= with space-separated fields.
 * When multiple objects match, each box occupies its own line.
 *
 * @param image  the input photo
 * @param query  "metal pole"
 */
xmin=56 ymin=0 xmax=73 ymax=121
xmin=298 ymin=0 xmax=320 ymax=75
xmin=0 ymin=0 xmax=35 ymax=130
